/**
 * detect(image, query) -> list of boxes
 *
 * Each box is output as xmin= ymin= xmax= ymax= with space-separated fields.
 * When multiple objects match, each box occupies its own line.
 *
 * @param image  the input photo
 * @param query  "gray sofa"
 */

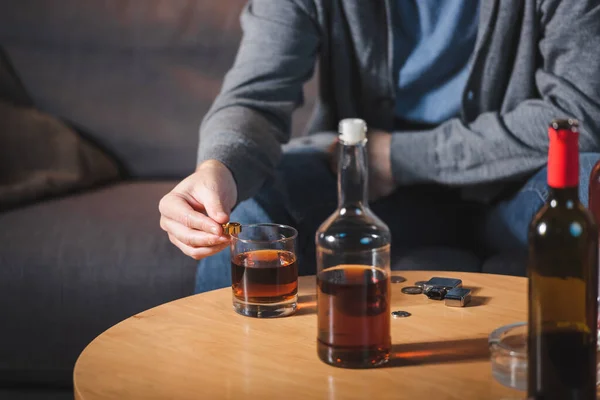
xmin=0 ymin=2 xmax=317 ymax=399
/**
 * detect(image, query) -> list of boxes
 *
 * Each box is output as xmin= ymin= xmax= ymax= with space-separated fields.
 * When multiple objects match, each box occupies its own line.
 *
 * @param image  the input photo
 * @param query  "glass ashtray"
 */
xmin=488 ymin=322 xmax=528 ymax=391
xmin=488 ymin=322 xmax=600 ymax=391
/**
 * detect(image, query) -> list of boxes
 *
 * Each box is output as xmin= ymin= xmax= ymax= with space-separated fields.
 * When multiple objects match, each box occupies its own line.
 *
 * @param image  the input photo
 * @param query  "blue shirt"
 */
xmin=393 ymin=1 xmax=479 ymax=125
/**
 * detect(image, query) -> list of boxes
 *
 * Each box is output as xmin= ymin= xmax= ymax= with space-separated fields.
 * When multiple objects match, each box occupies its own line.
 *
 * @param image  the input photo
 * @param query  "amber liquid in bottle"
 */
xmin=527 ymin=119 xmax=598 ymax=399
xmin=315 ymin=119 xmax=392 ymax=368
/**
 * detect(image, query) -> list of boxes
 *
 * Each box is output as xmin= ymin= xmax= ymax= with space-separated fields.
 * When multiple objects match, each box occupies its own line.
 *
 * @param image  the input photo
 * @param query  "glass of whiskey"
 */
xmin=229 ymin=223 xmax=298 ymax=318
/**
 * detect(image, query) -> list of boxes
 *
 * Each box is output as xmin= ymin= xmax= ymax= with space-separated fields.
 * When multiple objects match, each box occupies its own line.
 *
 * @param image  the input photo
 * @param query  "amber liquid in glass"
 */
xmin=231 ymin=249 xmax=298 ymax=303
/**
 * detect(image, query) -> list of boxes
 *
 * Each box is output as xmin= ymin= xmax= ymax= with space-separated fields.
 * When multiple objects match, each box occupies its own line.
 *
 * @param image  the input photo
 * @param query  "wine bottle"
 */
xmin=315 ymin=118 xmax=392 ymax=368
xmin=527 ymin=119 xmax=598 ymax=399
xmin=588 ymin=156 xmax=600 ymax=306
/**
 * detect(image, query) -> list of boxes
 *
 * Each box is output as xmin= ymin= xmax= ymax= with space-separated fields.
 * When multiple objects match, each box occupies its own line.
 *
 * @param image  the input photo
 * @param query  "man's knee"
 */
xmin=514 ymin=152 xmax=600 ymax=207
xmin=485 ymin=152 xmax=600 ymax=252
xmin=579 ymin=152 xmax=600 ymax=170
xmin=578 ymin=152 xmax=600 ymax=207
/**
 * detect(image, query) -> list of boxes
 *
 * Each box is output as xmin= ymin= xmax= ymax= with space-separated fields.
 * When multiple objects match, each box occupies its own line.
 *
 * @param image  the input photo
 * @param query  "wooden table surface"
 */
xmin=74 ymin=271 xmax=528 ymax=400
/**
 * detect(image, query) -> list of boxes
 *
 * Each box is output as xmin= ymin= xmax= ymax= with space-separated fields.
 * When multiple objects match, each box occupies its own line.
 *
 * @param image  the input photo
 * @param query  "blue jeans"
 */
xmin=195 ymin=137 xmax=600 ymax=294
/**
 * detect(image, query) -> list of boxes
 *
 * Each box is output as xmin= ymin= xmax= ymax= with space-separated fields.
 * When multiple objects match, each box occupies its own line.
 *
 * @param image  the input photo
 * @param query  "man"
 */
xmin=159 ymin=0 xmax=600 ymax=293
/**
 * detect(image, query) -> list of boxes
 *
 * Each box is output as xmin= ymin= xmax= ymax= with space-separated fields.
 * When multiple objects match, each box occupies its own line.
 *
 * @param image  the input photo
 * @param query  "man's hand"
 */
xmin=367 ymin=130 xmax=396 ymax=201
xmin=159 ymin=160 xmax=238 ymax=260
xmin=327 ymin=130 xmax=397 ymax=201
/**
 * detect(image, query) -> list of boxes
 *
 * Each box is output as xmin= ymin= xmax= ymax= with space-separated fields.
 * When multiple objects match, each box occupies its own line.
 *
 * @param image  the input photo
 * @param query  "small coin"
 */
xmin=391 ymin=310 xmax=411 ymax=318
xmin=401 ymin=286 xmax=423 ymax=295
xmin=390 ymin=276 xmax=406 ymax=283
xmin=414 ymin=280 xmax=428 ymax=288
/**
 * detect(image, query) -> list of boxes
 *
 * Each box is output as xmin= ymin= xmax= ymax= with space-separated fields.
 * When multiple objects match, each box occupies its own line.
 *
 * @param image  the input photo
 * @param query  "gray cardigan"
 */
xmin=198 ymin=0 xmax=600 ymax=203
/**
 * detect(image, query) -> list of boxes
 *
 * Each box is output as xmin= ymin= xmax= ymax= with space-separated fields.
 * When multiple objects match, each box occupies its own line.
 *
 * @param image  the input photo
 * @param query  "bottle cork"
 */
xmin=338 ymin=118 xmax=367 ymax=145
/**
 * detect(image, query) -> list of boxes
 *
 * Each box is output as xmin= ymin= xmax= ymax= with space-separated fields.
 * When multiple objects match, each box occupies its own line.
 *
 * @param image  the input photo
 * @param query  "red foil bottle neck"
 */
xmin=547 ymin=121 xmax=579 ymax=189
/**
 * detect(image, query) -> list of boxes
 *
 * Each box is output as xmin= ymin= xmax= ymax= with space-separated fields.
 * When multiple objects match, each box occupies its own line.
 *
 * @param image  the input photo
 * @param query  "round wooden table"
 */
xmin=74 ymin=271 xmax=527 ymax=400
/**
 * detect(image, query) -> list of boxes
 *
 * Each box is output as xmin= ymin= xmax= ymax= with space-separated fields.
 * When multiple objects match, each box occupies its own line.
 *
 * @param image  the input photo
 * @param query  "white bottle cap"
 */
xmin=338 ymin=118 xmax=367 ymax=145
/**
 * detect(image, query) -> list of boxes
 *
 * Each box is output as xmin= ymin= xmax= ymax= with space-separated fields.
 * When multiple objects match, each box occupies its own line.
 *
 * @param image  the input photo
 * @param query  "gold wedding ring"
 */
xmin=222 ymin=222 xmax=242 ymax=235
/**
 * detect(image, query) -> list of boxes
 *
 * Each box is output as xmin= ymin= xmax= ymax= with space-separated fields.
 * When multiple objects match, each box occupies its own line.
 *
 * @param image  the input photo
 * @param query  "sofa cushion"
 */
xmin=0 ymin=101 xmax=121 ymax=211
xmin=0 ymin=1 xmax=317 ymax=178
xmin=0 ymin=182 xmax=197 ymax=386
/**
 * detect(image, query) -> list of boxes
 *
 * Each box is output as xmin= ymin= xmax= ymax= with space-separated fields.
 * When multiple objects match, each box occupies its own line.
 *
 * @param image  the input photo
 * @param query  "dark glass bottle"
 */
xmin=315 ymin=118 xmax=392 ymax=368
xmin=589 ymin=155 xmax=600 ymax=307
xmin=527 ymin=119 xmax=598 ymax=399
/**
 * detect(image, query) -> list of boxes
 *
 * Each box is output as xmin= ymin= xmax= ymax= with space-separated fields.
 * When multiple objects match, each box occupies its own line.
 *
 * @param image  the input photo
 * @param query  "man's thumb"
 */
xmin=203 ymin=191 xmax=230 ymax=224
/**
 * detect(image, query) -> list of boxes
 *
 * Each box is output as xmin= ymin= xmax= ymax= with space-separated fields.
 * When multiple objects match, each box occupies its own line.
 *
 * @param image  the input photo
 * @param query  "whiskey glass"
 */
xmin=230 ymin=224 xmax=298 ymax=318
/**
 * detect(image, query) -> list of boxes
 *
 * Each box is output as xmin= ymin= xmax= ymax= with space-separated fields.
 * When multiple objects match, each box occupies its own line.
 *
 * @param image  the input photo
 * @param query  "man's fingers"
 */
xmin=198 ymin=181 xmax=230 ymax=224
xmin=168 ymin=234 xmax=230 ymax=260
xmin=203 ymin=194 xmax=229 ymax=224
xmin=159 ymin=193 xmax=222 ymax=235
xmin=160 ymin=217 xmax=229 ymax=248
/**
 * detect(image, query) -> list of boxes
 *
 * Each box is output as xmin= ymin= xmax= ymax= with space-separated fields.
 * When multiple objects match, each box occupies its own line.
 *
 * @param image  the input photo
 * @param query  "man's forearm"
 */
xmin=390 ymin=100 xmax=599 ymax=188
xmin=197 ymin=0 xmax=319 ymax=203
xmin=198 ymin=106 xmax=284 ymax=204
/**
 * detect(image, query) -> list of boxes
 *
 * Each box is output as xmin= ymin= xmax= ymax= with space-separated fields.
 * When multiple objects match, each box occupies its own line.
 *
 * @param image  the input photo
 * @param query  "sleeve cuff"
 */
xmin=390 ymin=130 xmax=440 ymax=185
